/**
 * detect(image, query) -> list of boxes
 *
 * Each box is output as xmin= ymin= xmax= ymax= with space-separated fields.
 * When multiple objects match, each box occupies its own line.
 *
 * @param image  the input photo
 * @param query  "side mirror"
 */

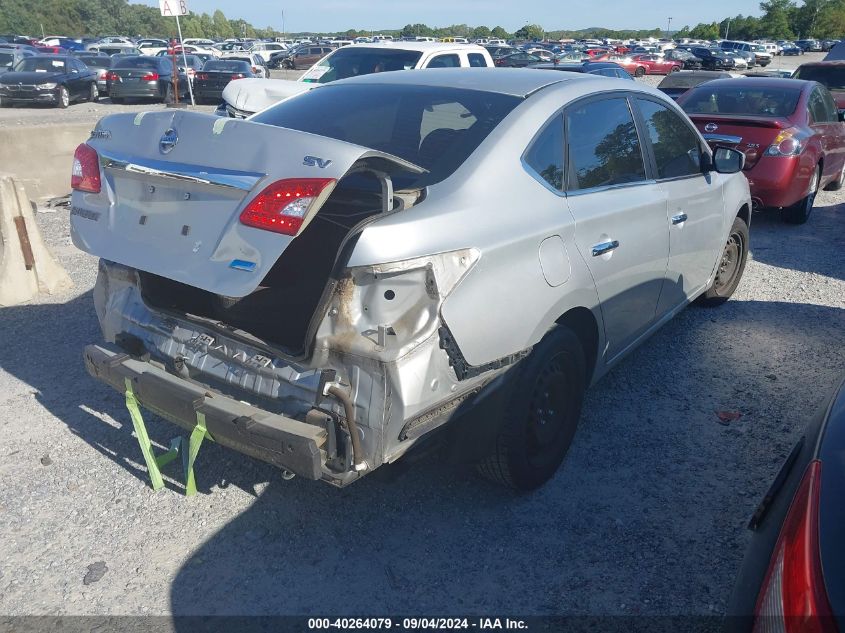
xmin=712 ymin=147 xmax=745 ymax=174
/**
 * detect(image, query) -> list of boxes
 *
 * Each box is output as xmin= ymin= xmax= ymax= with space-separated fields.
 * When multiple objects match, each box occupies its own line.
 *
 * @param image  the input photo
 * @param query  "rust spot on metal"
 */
xmin=13 ymin=216 xmax=34 ymax=270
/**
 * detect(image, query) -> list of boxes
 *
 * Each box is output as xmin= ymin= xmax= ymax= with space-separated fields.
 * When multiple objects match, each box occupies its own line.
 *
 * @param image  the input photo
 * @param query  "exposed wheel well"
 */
xmin=736 ymin=203 xmax=750 ymax=227
xmin=556 ymin=307 xmax=599 ymax=385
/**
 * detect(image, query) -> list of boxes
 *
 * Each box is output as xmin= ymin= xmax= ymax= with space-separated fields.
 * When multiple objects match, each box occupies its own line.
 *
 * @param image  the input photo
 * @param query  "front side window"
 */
xmin=637 ymin=98 xmax=702 ymax=179
xmin=565 ymin=97 xmax=647 ymax=191
xmin=468 ymin=53 xmax=487 ymax=67
xmin=809 ymin=88 xmax=836 ymax=123
xmin=524 ymin=116 xmax=564 ymax=190
xmin=427 ymin=54 xmax=460 ymax=68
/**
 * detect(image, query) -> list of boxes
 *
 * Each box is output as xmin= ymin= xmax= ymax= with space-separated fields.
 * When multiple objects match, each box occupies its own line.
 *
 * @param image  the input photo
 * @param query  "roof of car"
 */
xmin=344 ymin=41 xmax=486 ymax=52
xmin=799 ymin=60 xmax=845 ymax=66
xmin=693 ymin=77 xmax=812 ymax=90
xmin=322 ymin=67 xmax=595 ymax=97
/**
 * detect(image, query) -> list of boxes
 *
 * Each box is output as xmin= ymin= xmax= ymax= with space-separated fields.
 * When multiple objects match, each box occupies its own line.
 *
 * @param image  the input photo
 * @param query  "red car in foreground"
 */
xmin=678 ymin=78 xmax=845 ymax=223
xmin=629 ymin=54 xmax=683 ymax=75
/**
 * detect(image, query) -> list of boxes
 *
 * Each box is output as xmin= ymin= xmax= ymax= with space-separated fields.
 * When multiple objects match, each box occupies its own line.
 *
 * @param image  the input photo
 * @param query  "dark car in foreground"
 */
xmin=679 ymin=78 xmax=845 ymax=223
xmin=657 ymin=70 xmax=735 ymax=100
xmin=194 ymin=59 xmax=256 ymax=103
xmin=692 ymin=47 xmax=738 ymax=70
xmin=527 ymin=60 xmax=632 ymax=79
xmin=724 ymin=377 xmax=845 ymax=633
xmin=793 ymin=61 xmax=845 ymax=111
xmin=0 ymin=54 xmax=97 ymax=107
xmin=106 ymin=55 xmax=188 ymax=104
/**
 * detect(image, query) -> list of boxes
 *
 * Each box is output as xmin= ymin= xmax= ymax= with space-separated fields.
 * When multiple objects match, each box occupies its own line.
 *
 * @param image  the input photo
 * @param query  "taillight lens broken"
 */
xmin=239 ymin=178 xmax=335 ymax=236
xmin=71 ymin=143 xmax=101 ymax=193
xmin=753 ymin=460 xmax=835 ymax=633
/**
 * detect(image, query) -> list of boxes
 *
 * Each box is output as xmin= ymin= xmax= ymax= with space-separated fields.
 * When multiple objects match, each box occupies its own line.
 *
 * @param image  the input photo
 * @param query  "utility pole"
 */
xmin=725 ymin=18 xmax=731 ymax=40
xmin=281 ymin=9 xmax=285 ymax=42
xmin=667 ymin=16 xmax=673 ymax=39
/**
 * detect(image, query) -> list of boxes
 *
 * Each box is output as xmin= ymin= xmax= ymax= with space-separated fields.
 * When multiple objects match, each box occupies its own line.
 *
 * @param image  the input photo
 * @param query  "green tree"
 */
xmin=514 ymin=23 xmax=544 ymax=40
xmin=212 ymin=9 xmax=233 ymax=39
xmin=471 ymin=25 xmax=491 ymax=39
xmin=759 ymin=0 xmax=795 ymax=38
xmin=491 ymin=25 xmax=509 ymax=39
xmin=400 ymin=23 xmax=433 ymax=38
xmin=689 ymin=22 xmax=721 ymax=39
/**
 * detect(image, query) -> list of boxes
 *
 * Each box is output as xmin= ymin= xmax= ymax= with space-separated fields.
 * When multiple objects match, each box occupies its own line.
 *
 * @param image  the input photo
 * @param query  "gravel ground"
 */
xmin=0 ymin=52 xmax=843 ymax=621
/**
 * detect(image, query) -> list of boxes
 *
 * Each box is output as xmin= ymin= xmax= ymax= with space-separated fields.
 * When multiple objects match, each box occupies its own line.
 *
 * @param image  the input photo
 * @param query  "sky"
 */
xmin=140 ymin=0 xmax=767 ymax=33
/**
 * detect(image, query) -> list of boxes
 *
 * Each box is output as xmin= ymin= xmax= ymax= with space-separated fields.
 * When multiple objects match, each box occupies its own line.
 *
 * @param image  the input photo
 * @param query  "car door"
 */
xmin=563 ymin=95 xmax=670 ymax=360
xmin=809 ymin=86 xmax=845 ymax=182
xmin=66 ymin=59 xmax=84 ymax=98
xmin=632 ymin=96 xmax=726 ymax=312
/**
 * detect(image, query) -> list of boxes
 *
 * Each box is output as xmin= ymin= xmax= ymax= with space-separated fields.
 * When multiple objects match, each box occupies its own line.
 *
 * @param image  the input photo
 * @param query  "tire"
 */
xmin=782 ymin=165 xmax=820 ymax=224
xmin=697 ymin=216 xmax=749 ymax=306
xmin=57 ymin=85 xmax=69 ymax=109
xmin=824 ymin=160 xmax=845 ymax=192
xmin=670 ymin=65 xmax=680 ymax=72
xmin=635 ymin=66 xmax=646 ymax=77
xmin=88 ymin=82 xmax=99 ymax=102
xmin=110 ymin=97 xmax=124 ymax=104
xmin=477 ymin=327 xmax=586 ymax=491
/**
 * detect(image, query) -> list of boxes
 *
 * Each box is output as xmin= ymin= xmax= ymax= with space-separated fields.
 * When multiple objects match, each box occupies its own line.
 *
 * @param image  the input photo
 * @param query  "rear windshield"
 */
xmin=203 ymin=60 xmax=250 ymax=72
xmin=302 ymin=47 xmax=424 ymax=84
xmin=14 ymin=57 xmax=66 ymax=72
xmin=113 ymin=57 xmax=159 ymax=69
xmin=224 ymin=56 xmax=251 ymax=64
xmin=793 ymin=65 xmax=845 ymax=90
xmin=658 ymin=73 xmax=723 ymax=89
xmin=681 ymin=85 xmax=801 ymax=117
xmin=78 ymin=57 xmax=110 ymax=69
xmin=251 ymin=84 xmax=521 ymax=186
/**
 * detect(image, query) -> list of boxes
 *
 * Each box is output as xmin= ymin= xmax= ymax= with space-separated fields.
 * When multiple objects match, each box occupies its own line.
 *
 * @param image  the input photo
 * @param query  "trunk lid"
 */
xmin=688 ymin=114 xmax=790 ymax=169
xmin=71 ymin=110 xmax=422 ymax=298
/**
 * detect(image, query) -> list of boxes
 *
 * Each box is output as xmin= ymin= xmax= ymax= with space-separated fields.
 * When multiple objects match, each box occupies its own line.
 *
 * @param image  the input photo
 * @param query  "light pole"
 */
xmin=725 ymin=18 xmax=731 ymax=40
xmin=667 ymin=17 xmax=672 ymax=40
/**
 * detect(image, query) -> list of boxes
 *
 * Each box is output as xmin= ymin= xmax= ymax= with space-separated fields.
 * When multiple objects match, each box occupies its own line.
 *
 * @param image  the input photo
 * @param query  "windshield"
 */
xmin=113 ymin=57 xmax=158 ymax=69
xmin=0 ymin=52 xmax=12 ymax=67
xmin=793 ymin=65 xmax=845 ymax=90
xmin=752 ymin=45 xmax=767 ymax=53
xmin=203 ymin=60 xmax=250 ymax=72
xmin=659 ymin=74 xmax=721 ymax=89
xmin=301 ymin=47 xmax=423 ymax=84
xmin=681 ymin=85 xmax=801 ymax=117
xmin=78 ymin=57 xmax=110 ymax=69
xmin=251 ymin=84 xmax=521 ymax=186
xmin=13 ymin=57 xmax=65 ymax=72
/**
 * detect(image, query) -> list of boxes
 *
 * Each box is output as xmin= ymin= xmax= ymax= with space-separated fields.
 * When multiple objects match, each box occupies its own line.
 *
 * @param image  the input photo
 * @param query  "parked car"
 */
xmin=220 ymin=52 xmax=268 ymax=78
xmin=724 ymin=376 xmax=845 ymax=633
xmin=781 ymin=42 xmax=803 ymax=56
xmin=527 ymin=60 xmax=633 ymax=79
xmin=692 ymin=47 xmax=738 ymax=70
xmin=177 ymin=54 xmax=204 ymax=83
xmin=484 ymin=45 xmax=515 ymax=59
xmin=106 ymin=56 xmax=188 ymax=104
xmin=193 ymin=59 xmax=255 ymax=103
xmin=0 ymin=54 xmax=97 ymax=107
xmin=822 ymin=38 xmax=840 ymax=52
xmin=495 ymin=52 xmax=543 ymax=67
xmin=678 ymin=78 xmax=845 ymax=223
xmin=603 ymin=55 xmax=648 ymax=77
xmin=630 ymin=54 xmax=683 ymax=74
xmin=0 ymin=46 xmax=36 ymax=75
xmin=249 ymin=41 xmax=288 ymax=63
xmin=664 ymin=48 xmax=703 ymax=69
xmin=137 ymin=39 xmax=168 ymax=56
xmin=793 ymin=61 xmax=845 ymax=111
xmin=71 ymin=68 xmax=751 ymax=490
xmin=75 ymin=53 xmax=113 ymax=95
xmin=656 ymin=70 xmax=736 ymax=100
xmin=796 ymin=39 xmax=823 ymax=53
xmin=280 ymin=45 xmax=336 ymax=70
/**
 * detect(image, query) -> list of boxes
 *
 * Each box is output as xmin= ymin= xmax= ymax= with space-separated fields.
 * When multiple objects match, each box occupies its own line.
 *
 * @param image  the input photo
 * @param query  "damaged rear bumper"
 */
xmin=83 ymin=343 xmax=328 ymax=480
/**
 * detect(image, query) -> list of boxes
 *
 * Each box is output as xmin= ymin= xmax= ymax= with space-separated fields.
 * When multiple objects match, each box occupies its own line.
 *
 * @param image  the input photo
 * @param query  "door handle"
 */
xmin=591 ymin=240 xmax=620 ymax=257
xmin=671 ymin=213 xmax=688 ymax=225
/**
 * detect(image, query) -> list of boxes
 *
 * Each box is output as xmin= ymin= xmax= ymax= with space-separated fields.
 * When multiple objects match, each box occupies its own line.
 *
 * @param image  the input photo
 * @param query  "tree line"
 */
xmin=1 ymin=0 xmax=841 ymax=42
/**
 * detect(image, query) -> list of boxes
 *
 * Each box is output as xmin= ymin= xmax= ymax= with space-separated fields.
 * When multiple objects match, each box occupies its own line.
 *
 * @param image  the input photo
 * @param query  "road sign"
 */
xmin=159 ymin=0 xmax=188 ymax=17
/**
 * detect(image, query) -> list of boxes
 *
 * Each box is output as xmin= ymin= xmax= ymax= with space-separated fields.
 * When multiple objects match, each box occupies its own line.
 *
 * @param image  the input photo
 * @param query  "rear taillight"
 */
xmin=765 ymin=129 xmax=807 ymax=157
xmin=230 ymin=73 xmax=245 ymax=80
xmin=753 ymin=460 xmax=835 ymax=633
xmin=140 ymin=72 xmax=159 ymax=81
xmin=71 ymin=143 xmax=101 ymax=193
xmin=196 ymin=73 xmax=209 ymax=80
xmin=105 ymin=71 xmax=119 ymax=82
xmin=239 ymin=178 xmax=335 ymax=236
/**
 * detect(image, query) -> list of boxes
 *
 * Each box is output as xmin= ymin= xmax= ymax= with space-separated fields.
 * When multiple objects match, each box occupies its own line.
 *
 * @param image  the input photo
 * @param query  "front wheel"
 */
xmin=56 ymin=85 xmax=69 ymax=109
xmin=782 ymin=165 xmax=819 ymax=224
xmin=697 ymin=216 xmax=749 ymax=307
xmin=635 ymin=66 xmax=645 ymax=77
xmin=477 ymin=327 xmax=586 ymax=491
xmin=670 ymin=65 xmax=680 ymax=72
xmin=88 ymin=82 xmax=99 ymax=102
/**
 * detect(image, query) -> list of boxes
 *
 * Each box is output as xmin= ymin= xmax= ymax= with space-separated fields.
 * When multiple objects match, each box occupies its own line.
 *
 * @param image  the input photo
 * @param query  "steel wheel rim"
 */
xmin=715 ymin=232 xmax=743 ymax=293
xmin=525 ymin=353 xmax=571 ymax=470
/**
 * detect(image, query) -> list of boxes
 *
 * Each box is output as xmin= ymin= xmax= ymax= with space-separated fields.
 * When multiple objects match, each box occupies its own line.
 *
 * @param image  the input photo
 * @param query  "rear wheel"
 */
xmin=57 ymin=85 xmax=69 ymax=109
xmin=782 ymin=165 xmax=819 ymax=224
xmin=635 ymin=66 xmax=646 ymax=77
xmin=88 ymin=82 xmax=99 ymax=102
xmin=697 ymin=216 xmax=749 ymax=306
xmin=670 ymin=65 xmax=680 ymax=72
xmin=477 ymin=327 xmax=586 ymax=491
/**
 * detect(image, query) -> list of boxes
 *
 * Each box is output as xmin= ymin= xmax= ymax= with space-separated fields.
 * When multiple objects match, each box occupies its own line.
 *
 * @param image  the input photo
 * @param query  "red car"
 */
xmin=679 ymin=77 xmax=845 ymax=223
xmin=629 ymin=54 xmax=683 ymax=75
xmin=602 ymin=55 xmax=649 ymax=77
xmin=36 ymin=46 xmax=67 ymax=55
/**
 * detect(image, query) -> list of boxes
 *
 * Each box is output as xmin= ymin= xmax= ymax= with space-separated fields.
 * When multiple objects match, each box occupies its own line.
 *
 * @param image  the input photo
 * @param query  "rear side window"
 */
xmin=524 ymin=116 xmax=564 ymax=190
xmin=636 ymin=98 xmax=702 ymax=179
xmin=427 ymin=54 xmax=460 ymax=68
xmin=809 ymin=88 xmax=836 ymax=123
xmin=0 ymin=52 xmax=13 ymax=67
xmin=468 ymin=53 xmax=487 ymax=67
xmin=565 ymin=97 xmax=647 ymax=191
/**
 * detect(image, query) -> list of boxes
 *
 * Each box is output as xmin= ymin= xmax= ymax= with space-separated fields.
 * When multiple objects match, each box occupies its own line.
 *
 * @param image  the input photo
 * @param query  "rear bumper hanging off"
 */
xmin=83 ymin=344 xmax=328 ymax=480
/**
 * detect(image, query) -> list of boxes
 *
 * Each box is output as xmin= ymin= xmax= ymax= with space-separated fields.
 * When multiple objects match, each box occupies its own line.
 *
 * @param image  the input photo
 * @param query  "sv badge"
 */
xmin=303 ymin=155 xmax=332 ymax=169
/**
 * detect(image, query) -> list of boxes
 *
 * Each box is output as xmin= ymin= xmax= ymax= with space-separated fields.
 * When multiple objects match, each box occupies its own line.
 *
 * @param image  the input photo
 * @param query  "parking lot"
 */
xmin=0 ymin=51 xmax=844 ymax=622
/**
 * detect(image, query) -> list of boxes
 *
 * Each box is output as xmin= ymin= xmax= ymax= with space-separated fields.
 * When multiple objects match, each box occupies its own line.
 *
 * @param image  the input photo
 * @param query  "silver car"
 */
xmin=70 ymin=69 xmax=751 ymax=490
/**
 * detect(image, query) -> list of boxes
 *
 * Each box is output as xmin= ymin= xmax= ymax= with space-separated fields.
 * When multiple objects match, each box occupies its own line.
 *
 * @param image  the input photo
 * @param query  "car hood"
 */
xmin=221 ymin=77 xmax=310 ymax=116
xmin=0 ymin=71 xmax=63 ymax=84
